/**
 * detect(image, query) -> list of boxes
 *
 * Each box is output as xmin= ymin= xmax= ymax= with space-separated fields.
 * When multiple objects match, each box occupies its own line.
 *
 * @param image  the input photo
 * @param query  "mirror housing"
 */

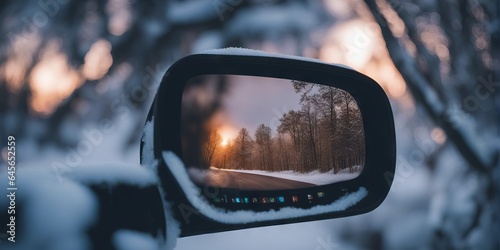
xmin=141 ymin=49 xmax=396 ymax=237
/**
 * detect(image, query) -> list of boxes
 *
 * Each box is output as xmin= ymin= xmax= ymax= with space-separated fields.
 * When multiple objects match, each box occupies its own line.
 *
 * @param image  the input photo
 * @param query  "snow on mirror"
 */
xmin=181 ymin=75 xmax=365 ymax=209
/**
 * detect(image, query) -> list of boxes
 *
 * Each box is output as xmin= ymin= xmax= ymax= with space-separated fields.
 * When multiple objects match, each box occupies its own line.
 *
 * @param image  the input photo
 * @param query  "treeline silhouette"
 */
xmin=200 ymin=82 xmax=365 ymax=173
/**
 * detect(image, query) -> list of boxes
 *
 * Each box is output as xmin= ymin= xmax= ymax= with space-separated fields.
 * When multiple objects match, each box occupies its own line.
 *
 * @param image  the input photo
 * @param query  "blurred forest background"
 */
xmin=0 ymin=0 xmax=498 ymax=249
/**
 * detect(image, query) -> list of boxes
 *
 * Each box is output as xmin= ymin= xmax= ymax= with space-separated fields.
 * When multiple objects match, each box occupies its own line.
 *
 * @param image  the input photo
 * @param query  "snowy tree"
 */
xmin=233 ymin=128 xmax=254 ymax=170
xmin=201 ymin=130 xmax=222 ymax=168
xmin=254 ymin=123 xmax=273 ymax=171
xmin=362 ymin=0 xmax=499 ymax=248
xmin=291 ymin=82 xmax=365 ymax=172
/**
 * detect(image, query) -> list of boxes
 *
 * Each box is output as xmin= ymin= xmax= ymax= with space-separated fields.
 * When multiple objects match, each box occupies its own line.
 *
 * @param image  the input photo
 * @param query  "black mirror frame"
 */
xmin=141 ymin=52 xmax=396 ymax=237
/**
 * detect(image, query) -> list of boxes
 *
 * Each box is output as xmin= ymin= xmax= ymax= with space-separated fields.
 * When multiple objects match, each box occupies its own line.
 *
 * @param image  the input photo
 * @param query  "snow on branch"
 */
xmin=362 ymin=0 xmax=494 ymax=173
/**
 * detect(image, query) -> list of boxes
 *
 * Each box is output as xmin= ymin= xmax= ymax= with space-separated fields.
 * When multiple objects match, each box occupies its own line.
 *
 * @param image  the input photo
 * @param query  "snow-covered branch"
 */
xmin=363 ymin=0 xmax=498 ymax=173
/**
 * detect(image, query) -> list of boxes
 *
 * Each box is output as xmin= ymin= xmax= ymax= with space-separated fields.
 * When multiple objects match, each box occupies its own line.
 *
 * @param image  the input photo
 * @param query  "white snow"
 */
xmin=141 ymin=120 xmax=178 ymax=249
xmin=189 ymin=167 xmax=361 ymax=186
xmin=177 ymin=219 xmax=349 ymax=250
xmin=158 ymin=187 xmax=181 ymax=250
xmin=162 ymin=151 xmax=367 ymax=224
xmin=113 ymin=230 xmax=160 ymax=250
xmin=0 ymin=168 xmax=97 ymax=250
xmin=141 ymin=117 xmax=156 ymax=168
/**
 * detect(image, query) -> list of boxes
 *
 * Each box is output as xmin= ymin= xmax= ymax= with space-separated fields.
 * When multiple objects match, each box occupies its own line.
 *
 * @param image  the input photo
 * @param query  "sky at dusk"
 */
xmin=215 ymin=75 xmax=303 ymax=140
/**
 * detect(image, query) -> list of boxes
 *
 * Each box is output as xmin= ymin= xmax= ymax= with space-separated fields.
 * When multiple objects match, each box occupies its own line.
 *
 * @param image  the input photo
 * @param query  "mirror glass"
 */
xmin=181 ymin=75 xmax=365 ymax=192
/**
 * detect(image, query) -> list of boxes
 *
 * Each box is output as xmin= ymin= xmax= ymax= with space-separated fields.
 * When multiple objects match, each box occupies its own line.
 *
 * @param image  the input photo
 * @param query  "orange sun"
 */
xmin=221 ymin=137 xmax=229 ymax=147
xmin=218 ymin=126 xmax=237 ymax=147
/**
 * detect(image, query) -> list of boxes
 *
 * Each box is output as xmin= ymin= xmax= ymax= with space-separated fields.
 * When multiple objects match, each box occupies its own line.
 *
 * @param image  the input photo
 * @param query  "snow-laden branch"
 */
xmin=363 ymin=0 xmax=496 ymax=173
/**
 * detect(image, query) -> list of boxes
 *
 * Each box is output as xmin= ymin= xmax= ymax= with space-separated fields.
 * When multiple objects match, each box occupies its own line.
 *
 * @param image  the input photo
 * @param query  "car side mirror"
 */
xmin=141 ymin=48 xmax=396 ymax=237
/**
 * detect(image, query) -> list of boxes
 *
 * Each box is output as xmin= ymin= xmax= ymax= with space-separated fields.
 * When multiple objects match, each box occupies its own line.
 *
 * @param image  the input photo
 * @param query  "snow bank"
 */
xmin=177 ymin=218 xmax=347 ymax=250
xmin=163 ymin=151 xmax=367 ymax=224
xmin=188 ymin=167 xmax=361 ymax=186
xmin=0 ymin=164 xmax=165 ymax=250
xmin=0 ymin=168 xmax=97 ymax=250
xmin=113 ymin=230 xmax=160 ymax=250
xmin=215 ymin=168 xmax=361 ymax=185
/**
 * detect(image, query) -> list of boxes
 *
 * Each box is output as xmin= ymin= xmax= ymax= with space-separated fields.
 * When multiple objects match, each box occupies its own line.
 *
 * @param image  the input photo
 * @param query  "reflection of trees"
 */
xmin=233 ymin=128 xmax=253 ymax=170
xmin=200 ymin=130 xmax=222 ymax=168
xmin=203 ymin=85 xmax=365 ymax=174
xmin=182 ymin=75 xmax=228 ymax=169
xmin=278 ymin=83 xmax=365 ymax=173
xmin=255 ymin=124 xmax=273 ymax=171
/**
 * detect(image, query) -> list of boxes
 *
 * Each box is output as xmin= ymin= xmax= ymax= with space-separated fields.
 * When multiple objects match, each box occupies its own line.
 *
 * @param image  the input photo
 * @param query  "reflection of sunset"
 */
xmin=218 ymin=126 xmax=238 ymax=147
xmin=221 ymin=137 xmax=229 ymax=147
